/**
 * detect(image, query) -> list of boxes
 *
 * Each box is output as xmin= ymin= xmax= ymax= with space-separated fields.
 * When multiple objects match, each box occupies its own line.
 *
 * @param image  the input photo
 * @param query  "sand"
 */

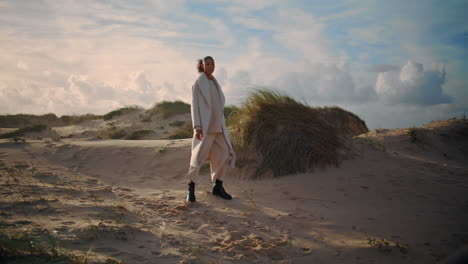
xmin=1 ymin=118 xmax=467 ymax=263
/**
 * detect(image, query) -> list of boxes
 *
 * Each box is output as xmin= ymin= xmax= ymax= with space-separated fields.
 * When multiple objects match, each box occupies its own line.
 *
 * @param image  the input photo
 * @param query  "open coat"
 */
xmin=190 ymin=72 xmax=236 ymax=168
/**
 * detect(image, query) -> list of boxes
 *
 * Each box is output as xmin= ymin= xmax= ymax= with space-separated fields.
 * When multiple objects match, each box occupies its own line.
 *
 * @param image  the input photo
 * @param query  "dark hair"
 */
xmin=197 ymin=56 xmax=214 ymax=73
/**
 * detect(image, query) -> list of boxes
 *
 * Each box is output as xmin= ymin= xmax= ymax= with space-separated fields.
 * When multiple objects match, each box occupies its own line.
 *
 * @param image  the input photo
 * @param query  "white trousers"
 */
xmin=186 ymin=132 xmax=230 ymax=184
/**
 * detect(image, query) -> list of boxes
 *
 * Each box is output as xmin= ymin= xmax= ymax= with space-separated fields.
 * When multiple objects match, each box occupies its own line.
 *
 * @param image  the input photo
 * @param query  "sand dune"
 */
xmin=1 ymin=118 xmax=467 ymax=263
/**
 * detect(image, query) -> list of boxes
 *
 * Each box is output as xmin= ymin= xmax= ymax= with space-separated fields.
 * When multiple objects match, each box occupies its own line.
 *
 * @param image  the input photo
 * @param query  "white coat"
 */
xmin=190 ymin=72 xmax=236 ymax=168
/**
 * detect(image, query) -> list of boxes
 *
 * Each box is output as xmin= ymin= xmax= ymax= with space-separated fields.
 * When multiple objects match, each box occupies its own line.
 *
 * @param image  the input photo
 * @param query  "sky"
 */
xmin=1 ymin=0 xmax=467 ymax=130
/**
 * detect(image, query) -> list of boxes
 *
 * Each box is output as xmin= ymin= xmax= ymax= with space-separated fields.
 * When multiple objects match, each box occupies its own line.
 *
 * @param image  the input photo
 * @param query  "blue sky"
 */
xmin=1 ymin=0 xmax=467 ymax=130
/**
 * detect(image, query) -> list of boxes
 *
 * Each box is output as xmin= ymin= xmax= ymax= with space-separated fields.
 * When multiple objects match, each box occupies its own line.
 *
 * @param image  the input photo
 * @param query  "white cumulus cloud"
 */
xmin=375 ymin=61 xmax=452 ymax=105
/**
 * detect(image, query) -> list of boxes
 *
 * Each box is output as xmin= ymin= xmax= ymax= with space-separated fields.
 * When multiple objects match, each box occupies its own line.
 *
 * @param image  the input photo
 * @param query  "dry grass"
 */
xmin=227 ymin=89 xmax=367 ymax=178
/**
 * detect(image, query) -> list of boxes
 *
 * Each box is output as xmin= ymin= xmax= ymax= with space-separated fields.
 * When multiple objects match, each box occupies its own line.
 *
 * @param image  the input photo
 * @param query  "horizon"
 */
xmin=1 ymin=0 xmax=467 ymax=130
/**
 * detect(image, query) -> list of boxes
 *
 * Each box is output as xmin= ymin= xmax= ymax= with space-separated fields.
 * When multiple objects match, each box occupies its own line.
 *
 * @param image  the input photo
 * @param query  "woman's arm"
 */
xmin=191 ymin=82 xmax=203 ymax=140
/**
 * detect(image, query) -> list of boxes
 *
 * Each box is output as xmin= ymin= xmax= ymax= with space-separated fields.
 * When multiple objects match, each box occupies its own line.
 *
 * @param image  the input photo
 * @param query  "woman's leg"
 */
xmin=186 ymin=134 xmax=216 ymax=184
xmin=210 ymin=133 xmax=232 ymax=199
xmin=209 ymin=132 xmax=230 ymax=182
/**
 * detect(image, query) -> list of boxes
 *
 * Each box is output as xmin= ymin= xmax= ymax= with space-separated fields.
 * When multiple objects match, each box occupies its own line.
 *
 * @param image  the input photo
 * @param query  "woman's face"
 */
xmin=204 ymin=58 xmax=215 ymax=76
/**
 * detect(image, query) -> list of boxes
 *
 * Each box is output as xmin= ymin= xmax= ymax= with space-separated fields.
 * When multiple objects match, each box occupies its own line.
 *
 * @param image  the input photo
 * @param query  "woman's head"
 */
xmin=197 ymin=56 xmax=215 ymax=75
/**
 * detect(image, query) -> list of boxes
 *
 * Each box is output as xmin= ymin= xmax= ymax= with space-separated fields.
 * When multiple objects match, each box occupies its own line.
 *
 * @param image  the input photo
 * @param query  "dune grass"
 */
xmin=0 ymin=124 xmax=48 ymax=139
xmin=227 ymin=89 xmax=366 ymax=178
xmin=147 ymin=101 xmax=190 ymax=119
xmin=0 ymin=227 xmax=89 ymax=264
xmin=169 ymin=120 xmax=186 ymax=127
xmin=165 ymin=125 xmax=193 ymax=139
xmin=103 ymin=105 xmax=142 ymax=121
xmin=60 ymin=114 xmax=103 ymax=124
xmin=125 ymin=130 xmax=153 ymax=140
xmin=0 ymin=113 xmax=61 ymax=128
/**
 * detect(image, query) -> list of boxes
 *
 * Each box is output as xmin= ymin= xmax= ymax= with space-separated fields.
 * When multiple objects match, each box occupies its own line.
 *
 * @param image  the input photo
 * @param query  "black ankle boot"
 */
xmin=186 ymin=181 xmax=196 ymax=202
xmin=212 ymin=179 xmax=232 ymax=200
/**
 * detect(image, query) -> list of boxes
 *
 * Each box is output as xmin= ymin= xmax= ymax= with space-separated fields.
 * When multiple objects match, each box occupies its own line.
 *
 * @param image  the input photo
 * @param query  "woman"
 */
xmin=185 ymin=56 xmax=236 ymax=203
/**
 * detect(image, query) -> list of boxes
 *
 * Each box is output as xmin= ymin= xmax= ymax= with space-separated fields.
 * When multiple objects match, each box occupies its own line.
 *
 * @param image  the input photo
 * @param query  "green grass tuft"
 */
xmin=147 ymin=101 xmax=190 ymax=119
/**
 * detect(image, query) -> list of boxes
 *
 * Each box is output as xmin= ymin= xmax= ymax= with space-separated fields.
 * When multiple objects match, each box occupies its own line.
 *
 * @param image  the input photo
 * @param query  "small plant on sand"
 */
xmin=155 ymin=146 xmax=167 ymax=153
xmin=367 ymin=237 xmax=408 ymax=254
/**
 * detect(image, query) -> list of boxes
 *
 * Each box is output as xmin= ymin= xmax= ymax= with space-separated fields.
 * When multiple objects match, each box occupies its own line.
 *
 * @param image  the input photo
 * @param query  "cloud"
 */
xmin=368 ymin=64 xmax=399 ymax=72
xmin=67 ymin=75 xmax=115 ymax=103
xmin=375 ymin=61 xmax=452 ymax=105
xmin=349 ymin=26 xmax=387 ymax=45
xmin=0 ymin=0 xmax=466 ymax=132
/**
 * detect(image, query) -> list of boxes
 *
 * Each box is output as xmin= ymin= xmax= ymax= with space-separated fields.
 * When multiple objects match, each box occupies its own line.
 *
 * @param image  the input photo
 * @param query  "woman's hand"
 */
xmin=195 ymin=129 xmax=203 ymax=140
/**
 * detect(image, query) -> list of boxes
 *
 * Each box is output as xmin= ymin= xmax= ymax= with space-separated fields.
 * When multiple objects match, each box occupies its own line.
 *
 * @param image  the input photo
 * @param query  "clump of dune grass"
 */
xmin=227 ymin=89 xmax=366 ymax=178
xmin=0 ymin=124 xmax=48 ymax=139
xmin=96 ymin=127 xmax=127 ymax=139
xmin=317 ymin=106 xmax=368 ymax=136
xmin=169 ymin=120 xmax=186 ymax=127
xmin=165 ymin=125 xmax=193 ymax=139
xmin=103 ymin=105 xmax=142 ymax=121
xmin=147 ymin=100 xmax=190 ymax=119
xmin=60 ymin=113 xmax=103 ymax=124
xmin=224 ymin=105 xmax=240 ymax=127
xmin=0 ymin=113 xmax=62 ymax=128
xmin=125 ymin=129 xmax=153 ymax=140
